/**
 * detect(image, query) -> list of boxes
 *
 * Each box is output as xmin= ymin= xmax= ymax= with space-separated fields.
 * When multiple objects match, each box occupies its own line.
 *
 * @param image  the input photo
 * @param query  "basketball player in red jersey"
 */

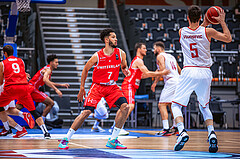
xmin=121 ymin=42 xmax=169 ymax=129
xmin=0 ymin=45 xmax=51 ymax=139
xmin=58 ymin=28 xmax=130 ymax=150
xmin=16 ymin=55 xmax=69 ymax=122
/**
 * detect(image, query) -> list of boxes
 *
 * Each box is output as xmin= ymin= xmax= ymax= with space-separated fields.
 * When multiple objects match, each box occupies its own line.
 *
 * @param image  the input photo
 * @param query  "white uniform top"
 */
xmin=180 ymin=26 xmax=213 ymax=67
xmin=157 ymin=52 xmax=179 ymax=83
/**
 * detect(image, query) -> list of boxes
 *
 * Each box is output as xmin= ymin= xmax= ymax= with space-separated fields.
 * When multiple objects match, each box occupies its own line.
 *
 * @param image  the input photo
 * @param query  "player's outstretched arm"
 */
xmin=43 ymin=68 xmax=63 ymax=97
xmin=0 ymin=62 xmax=3 ymax=85
xmin=206 ymin=9 xmax=232 ymax=43
xmin=77 ymin=53 xmax=98 ymax=102
xmin=120 ymin=49 xmax=130 ymax=77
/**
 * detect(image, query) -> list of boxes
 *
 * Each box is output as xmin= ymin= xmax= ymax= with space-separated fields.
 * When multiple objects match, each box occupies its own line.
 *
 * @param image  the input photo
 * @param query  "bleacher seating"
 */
xmin=125 ymin=7 xmax=239 ymax=82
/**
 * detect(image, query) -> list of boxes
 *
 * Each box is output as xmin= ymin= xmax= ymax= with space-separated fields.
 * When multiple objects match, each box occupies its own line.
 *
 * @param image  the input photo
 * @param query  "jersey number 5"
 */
xmin=190 ymin=43 xmax=199 ymax=58
xmin=12 ymin=63 xmax=20 ymax=73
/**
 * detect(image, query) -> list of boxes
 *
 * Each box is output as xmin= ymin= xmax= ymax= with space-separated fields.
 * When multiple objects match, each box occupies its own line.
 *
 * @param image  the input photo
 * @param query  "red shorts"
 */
xmin=16 ymin=85 xmax=48 ymax=108
xmin=84 ymin=83 xmax=126 ymax=109
xmin=121 ymin=83 xmax=136 ymax=104
xmin=0 ymin=85 xmax=35 ymax=111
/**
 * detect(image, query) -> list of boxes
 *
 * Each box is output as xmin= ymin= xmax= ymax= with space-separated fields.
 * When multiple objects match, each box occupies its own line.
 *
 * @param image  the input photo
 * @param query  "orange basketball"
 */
xmin=205 ymin=6 xmax=223 ymax=24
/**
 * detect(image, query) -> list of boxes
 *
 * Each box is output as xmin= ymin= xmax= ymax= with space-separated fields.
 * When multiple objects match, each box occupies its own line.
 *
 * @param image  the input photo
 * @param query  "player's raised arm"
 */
xmin=77 ymin=53 xmax=98 ymax=102
xmin=205 ymin=9 xmax=232 ymax=43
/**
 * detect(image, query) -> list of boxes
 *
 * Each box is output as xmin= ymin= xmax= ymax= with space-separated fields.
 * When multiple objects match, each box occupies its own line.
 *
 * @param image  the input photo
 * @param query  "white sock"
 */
xmin=18 ymin=111 xmax=24 ymax=118
xmin=173 ymin=119 xmax=177 ymax=127
xmin=110 ymin=127 xmax=121 ymax=140
xmin=177 ymin=122 xmax=184 ymax=134
xmin=66 ymin=128 xmax=75 ymax=140
xmin=14 ymin=124 xmax=23 ymax=131
xmin=93 ymin=120 xmax=100 ymax=128
xmin=207 ymin=125 xmax=214 ymax=136
xmin=40 ymin=124 xmax=48 ymax=134
xmin=42 ymin=116 xmax=46 ymax=122
xmin=3 ymin=121 xmax=10 ymax=130
xmin=162 ymin=120 xmax=169 ymax=130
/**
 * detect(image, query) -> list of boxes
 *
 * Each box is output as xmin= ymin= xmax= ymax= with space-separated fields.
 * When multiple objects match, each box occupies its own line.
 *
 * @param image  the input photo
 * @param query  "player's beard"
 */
xmin=109 ymin=40 xmax=117 ymax=48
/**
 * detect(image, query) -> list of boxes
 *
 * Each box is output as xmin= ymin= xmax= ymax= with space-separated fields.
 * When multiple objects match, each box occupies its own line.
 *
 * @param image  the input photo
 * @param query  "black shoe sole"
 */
xmin=209 ymin=138 xmax=218 ymax=153
xmin=174 ymin=136 xmax=189 ymax=151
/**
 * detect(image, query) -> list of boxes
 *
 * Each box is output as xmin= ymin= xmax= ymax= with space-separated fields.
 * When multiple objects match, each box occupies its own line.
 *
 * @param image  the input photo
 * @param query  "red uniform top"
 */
xmin=2 ymin=56 xmax=28 ymax=87
xmin=123 ymin=56 xmax=143 ymax=89
xmin=29 ymin=65 xmax=51 ymax=89
xmin=92 ymin=48 xmax=121 ymax=85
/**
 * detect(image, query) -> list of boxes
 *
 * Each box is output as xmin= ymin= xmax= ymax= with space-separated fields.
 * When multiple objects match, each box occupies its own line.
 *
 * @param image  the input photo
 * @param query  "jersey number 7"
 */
xmin=190 ymin=43 xmax=199 ymax=58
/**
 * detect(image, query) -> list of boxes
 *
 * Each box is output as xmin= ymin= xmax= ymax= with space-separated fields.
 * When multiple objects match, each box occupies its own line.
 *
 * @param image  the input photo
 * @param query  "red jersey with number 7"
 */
xmin=92 ymin=48 xmax=121 ymax=84
xmin=2 ymin=56 xmax=28 ymax=87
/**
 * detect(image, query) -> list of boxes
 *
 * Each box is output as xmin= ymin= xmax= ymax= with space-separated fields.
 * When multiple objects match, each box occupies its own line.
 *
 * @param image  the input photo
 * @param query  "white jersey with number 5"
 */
xmin=157 ymin=52 xmax=179 ymax=82
xmin=180 ymin=26 xmax=213 ymax=67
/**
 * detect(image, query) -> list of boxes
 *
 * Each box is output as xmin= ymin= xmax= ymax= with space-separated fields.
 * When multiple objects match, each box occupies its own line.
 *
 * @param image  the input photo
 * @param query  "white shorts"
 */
xmin=159 ymin=78 xmax=178 ymax=103
xmin=172 ymin=67 xmax=212 ymax=108
xmin=0 ymin=84 xmax=15 ymax=110
xmin=94 ymin=97 xmax=108 ymax=119
xmin=4 ymin=101 xmax=15 ymax=111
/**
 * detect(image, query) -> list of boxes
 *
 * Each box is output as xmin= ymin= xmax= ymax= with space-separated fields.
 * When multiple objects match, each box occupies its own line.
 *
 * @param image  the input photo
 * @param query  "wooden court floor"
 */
xmin=0 ymin=130 xmax=239 ymax=154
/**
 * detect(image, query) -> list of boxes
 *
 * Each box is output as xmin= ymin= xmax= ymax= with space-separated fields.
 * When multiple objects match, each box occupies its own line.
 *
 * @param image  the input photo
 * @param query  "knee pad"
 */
xmin=0 ymin=107 xmax=4 ymax=112
xmin=114 ymin=97 xmax=128 ymax=108
xmin=30 ymin=110 xmax=41 ymax=120
xmin=199 ymin=104 xmax=213 ymax=121
xmin=171 ymin=102 xmax=183 ymax=119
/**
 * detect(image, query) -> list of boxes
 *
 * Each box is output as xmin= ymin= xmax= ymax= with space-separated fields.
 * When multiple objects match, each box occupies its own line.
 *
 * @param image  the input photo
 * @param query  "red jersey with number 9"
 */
xmin=2 ymin=56 xmax=28 ymax=87
xmin=92 ymin=48 xmax=121 ymax=84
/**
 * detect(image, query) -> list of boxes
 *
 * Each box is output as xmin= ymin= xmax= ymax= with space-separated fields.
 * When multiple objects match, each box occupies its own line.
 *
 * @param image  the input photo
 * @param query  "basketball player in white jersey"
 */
xmin=91 ymin=97 xmax=108 ymax=132
xmin=171 ymin=5 xmax=231 ymax=152
xmin=151 ymin=41 xmax=181 ymax=136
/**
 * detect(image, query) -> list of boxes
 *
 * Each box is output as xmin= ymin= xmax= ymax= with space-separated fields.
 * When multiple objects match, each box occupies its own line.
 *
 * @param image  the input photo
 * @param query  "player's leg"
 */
xmin=92 ymin=99 xmax=108 ymax=132
xmin=5 ymin=116 xmax=28 ymax=138
xmin=0 ymin=107 xmax=12 ymax=136
xmin=168 ymin=104 xmax=178 ymax=135
xmin=41 ymin=97 xmax=54 ymax=121
xmin=6 ymin=106 xmax=35 ymax=129
xmin=58 ymin=84 xmax=102 ymax=150
xmin=156 ymin=103 xmax=172 ymax=136
xmin=195 ymin=69 xmax=218 ymax=153
xmin=106 ymin=98 xmax=129 ymax=149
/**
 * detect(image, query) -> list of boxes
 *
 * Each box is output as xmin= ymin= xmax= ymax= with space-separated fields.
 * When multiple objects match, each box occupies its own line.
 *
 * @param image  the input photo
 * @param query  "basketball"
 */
xmin=205 ymin=6 xmax=223 ymax=24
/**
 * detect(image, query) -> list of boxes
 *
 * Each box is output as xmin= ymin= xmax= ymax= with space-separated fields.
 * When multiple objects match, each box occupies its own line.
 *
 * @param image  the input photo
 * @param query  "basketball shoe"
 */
xmin=13 ymin=127 xmax=28 ymax=138
xmin=155 ymin=129 xmax=172 ymax=136
xmin=106 ymin=137 xmax=127 ymax=149
xmin=91 ymin=126 xmax=105 ymax=132
xmin=23 ymin=112 xmax=35 ymax=129
xmin=58 ymin=137 xmax=69 ymax=150
xmin=174 ymin=129 xmax=189 ymax=151
xmin=0 ymin=128 xmax=12 ymax=136
xmin=44 ymin=132 xmax=51 ymax=139
xmin=169 ymin=126 xmax=179 ymax=135
xmin=208 ymin=131 xmax=218 ymax=153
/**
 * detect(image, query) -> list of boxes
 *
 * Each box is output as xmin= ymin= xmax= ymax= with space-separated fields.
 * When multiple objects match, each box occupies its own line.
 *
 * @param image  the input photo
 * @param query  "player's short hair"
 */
xmin=135 ymin=42 xmax=146 ymax=52
xmin=188 ymin=5 xmax=202 ymax=23
xmin=100 ymin=28 xmax=115 ymax=43
xmin=47 ymin=54 xmax=58 ymax=64
xmin=154 ymin=41 xmax=165 ymax=50
xmin=3 ymin=45 xmax=14 ymax=56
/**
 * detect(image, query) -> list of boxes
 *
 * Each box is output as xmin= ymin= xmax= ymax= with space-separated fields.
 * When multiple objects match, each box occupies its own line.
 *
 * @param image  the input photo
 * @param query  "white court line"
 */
xmin=69 ymin=142 xmax=92 ymax=148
